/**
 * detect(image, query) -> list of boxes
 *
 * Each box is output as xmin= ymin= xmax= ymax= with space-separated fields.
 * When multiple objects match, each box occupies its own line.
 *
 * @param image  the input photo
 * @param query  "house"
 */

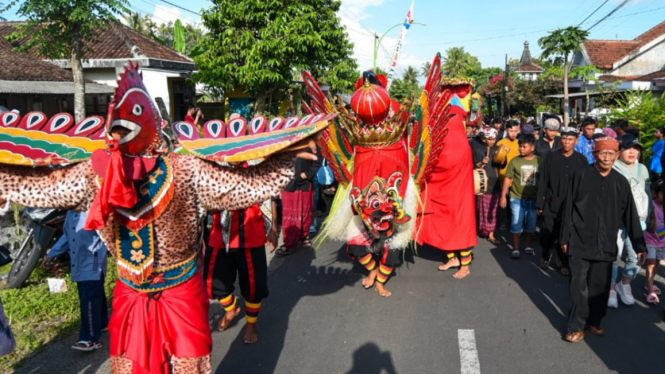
xmin=0 ymin=21 xmax=196 ymax=122
xmin=568 ymin=20 xmax=665 ymax=111
xmin=0 ymin=37 xmax=114 ymax=116
xmin=516 ymin=41 xmax=544 ymax=81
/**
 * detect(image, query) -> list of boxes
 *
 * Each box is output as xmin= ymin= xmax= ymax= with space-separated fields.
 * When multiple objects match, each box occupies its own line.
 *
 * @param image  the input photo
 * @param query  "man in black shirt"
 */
xmin=536 ymin=127 xmax=587 ymax=275
xmin=535 ymin=118 xmax=562 ymax=159
xmin=560 ymin=137 xmax=646 ymax=343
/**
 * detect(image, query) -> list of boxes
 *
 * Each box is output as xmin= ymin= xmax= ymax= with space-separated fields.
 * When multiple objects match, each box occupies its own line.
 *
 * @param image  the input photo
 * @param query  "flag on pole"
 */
xmin=386 ymin=1 xmax=415 ymax=90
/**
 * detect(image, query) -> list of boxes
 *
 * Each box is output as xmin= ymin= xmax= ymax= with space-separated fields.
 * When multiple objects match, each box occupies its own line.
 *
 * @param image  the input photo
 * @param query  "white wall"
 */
xmin=84 ymin=67 xmax=182 ymax=119
xmin=84 ymin=68 xmax=118 ymax=88
xmin=612 ymin=39 xmax=665 ymax=76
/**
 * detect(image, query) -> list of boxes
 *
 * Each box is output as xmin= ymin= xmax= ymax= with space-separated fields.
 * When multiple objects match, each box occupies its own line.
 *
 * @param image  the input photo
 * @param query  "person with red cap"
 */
xmin=560 ymin=137 xmax=646 ymax=343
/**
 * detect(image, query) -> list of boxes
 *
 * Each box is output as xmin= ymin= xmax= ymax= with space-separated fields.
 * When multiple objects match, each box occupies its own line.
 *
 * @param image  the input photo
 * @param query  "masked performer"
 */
xmin=0 ymin=63 xmax=330 ymax=373
xmin=204 ymin=200 xmax=277 ymax=344
xmin=416 ymin=78 xmax=478 ymax=279
xmin=302 ymin=54 xmax=456 ymax=296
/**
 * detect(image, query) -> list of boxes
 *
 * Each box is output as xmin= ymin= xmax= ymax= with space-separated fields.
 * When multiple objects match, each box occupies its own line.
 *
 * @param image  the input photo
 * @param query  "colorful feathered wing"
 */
xmin=171 ymin=113 xmax=335 ymax=165
xmin=302 ymin=71 xmax=354 ymax=186
xmin=410 ymin=53 xmax=455 ymax=185
xmin=0 ymin=111 xmax=106 ymax=166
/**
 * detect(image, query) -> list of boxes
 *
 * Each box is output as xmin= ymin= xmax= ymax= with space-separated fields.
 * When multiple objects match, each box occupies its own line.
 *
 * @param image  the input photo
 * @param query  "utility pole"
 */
xmin=501 ymin=54 xmax=508 ymax=118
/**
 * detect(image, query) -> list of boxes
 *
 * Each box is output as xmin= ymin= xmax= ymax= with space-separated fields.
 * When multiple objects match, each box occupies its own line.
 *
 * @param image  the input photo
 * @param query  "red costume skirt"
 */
xmin=109 ymin=273 xmax=212 ymax=374
xmin=281 ymin=188 xmax=314 ymax=248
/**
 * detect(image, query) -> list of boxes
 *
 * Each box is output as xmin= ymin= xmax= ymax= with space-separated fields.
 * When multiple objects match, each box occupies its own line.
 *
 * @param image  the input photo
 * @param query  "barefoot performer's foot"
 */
xmin=438 ymin=257 xmax=460 ymax=271
xmin=244 ymin=323 xmax=259 ymax=344
xmin=362 ymin=269 xmax=378 ymax=289
xmin=219 ymin=305 xmax=241 ymax=331
xmin=453 ymin=265 xmax=470 ymax=279
xmin=375 ymin=282 xmax=392 ymax=297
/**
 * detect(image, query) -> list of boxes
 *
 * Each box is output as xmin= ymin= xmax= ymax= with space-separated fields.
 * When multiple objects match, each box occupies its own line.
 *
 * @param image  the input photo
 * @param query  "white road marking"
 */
xmin=458 ymin=329 xmax=481 ymax=374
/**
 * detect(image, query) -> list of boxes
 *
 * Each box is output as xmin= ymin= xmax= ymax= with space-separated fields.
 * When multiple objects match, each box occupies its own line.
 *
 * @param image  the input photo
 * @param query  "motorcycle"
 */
xmin=5 ymin=208 xmax=66 ymax=289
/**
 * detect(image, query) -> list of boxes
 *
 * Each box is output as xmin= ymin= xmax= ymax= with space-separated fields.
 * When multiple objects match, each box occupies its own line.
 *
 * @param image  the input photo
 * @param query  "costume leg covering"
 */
xmin=460 ymin=249 xmax=473 ymax=266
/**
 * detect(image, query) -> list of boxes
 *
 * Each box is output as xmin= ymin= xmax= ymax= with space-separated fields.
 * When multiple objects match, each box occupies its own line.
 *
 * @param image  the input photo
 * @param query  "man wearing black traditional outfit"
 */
xmin=535 ymin=118 xmax=562 ymax=159
xmin=536 ymin=126 xmax=587 ymax=275
xmin=560 ymin=137 xmax=646 ymax=342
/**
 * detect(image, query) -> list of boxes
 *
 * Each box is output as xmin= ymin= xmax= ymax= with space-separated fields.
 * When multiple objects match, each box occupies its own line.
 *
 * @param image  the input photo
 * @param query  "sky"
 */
xmin=2 ymin=0 xmax=665 ymax=79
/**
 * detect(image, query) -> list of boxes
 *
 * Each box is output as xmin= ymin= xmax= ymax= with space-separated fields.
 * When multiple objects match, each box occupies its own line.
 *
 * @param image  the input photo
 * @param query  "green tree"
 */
xmin=569 ymin=64 xmax=600 ymax=114
xmin=538 ymin=26 xmax=589 ymax=125
xmin=610 ymin=90 xmax=665 ymax=153
xmin=154 ymin=21 xmax=205 ymax=56
xmin=389 ymin=66 xmax=420 ymax=102
xmin=193 ymin=0 xmax=358 ymax=113
xmin=421 ymin=61 xmax=431 ymax=77
xmin=442 ymin=46 xmax=481 ymax=78
xmin=4 ymin=0 xmax=128 ymax=122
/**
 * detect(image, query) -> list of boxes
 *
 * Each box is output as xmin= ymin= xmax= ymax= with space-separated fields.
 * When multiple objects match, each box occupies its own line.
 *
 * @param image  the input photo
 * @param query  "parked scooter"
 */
xmin=6 ymin=208 xmax=66 ymax=289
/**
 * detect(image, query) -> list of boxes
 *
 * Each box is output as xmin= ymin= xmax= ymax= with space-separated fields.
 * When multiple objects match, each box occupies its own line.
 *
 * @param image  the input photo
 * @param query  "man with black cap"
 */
xmin=608 ymin=133 xmax=652 ymax=309
xmin=536 ymin=126 xmax=587 ymax=275
xmin=560 ymin=137 xmax=646 ymax=343
xmin=535 ymin=118 xmax=562 ymax=159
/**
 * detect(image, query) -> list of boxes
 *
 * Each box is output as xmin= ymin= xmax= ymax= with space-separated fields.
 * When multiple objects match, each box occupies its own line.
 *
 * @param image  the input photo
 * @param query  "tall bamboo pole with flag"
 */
xmin=386 ymin=1 xmax=415 ymax=90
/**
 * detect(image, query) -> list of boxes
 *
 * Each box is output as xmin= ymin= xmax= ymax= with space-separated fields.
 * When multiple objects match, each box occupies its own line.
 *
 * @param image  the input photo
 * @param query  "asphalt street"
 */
xmin=12 ymin=230 xmax=665 ymax=374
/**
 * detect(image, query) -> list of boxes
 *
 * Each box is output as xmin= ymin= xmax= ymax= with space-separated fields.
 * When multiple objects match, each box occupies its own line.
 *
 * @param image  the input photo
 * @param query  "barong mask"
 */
xmin=350 ymin=172 xmax=411 ymax=239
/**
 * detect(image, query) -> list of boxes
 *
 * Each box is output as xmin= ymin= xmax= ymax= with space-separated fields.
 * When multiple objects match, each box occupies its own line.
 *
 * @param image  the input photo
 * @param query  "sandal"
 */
xmin=72 ymin=340 xmax=102 ymax=352
xmin=647 ymin=292 xmax=660 ymax=305
xmin=539 ymin=258 xmax=550 ymax=270
xmin=525 ymin=247 xmax=535 ymax=256
xmin=302 ymin=238 xmax=313 ymax=248
xmin=645 ymin=285 xmax=662 ymax=295
xmin=559 ymin=267 xmax=570 ymax=276
xmin=275 ymin=246 xmax=294 ymax=256
xmin=511 ymin=249 xmax=520 ymax=258
xmin=488 ymin=236 xmax=501 ymax=245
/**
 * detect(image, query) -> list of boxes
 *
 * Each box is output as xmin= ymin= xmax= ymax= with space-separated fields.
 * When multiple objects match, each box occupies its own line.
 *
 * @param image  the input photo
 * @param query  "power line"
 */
xmin=577 ymin=0 xmax=610 ymax=27
xmin=155 ymin=0 xmax=201 ymax=17
xmin=586 ymin=0 xmax=632 ymax=31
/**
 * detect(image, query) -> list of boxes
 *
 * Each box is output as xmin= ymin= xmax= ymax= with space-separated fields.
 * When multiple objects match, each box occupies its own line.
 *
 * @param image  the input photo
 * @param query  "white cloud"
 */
xmin=153 ymin=5 xmax=197 ymax=27
xmin=339 ymin=0 xmax=424 ymax=79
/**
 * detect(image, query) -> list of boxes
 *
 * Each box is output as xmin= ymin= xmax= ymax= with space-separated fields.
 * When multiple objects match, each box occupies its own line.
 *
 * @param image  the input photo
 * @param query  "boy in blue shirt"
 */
xmin=44 ymin=210 xmax=108 ymax=352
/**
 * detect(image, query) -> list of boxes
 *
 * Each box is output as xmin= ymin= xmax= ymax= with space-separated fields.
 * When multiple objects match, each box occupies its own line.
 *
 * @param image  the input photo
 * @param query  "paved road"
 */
xmin=13 ymin=230 xmax=665 ymax=374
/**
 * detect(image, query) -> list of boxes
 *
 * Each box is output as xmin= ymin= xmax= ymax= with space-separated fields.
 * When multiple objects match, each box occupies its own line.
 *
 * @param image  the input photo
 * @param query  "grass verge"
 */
xmin=0 ymin=262 xmax=117 ymax=372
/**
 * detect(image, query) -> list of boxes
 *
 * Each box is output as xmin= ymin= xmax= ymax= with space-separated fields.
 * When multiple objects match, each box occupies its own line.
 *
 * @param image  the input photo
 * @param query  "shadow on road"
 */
xmin=489 ymin=229 xmax=665 ymax=373
xmin=345 ymin=342 xmax=397 ymax=374
xmin=213 ymin=243 xmax=362 ymax=373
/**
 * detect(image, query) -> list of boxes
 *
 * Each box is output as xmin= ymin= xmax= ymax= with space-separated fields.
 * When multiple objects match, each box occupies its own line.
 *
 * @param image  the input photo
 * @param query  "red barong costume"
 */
xmin=416 ymin=79 xmax=478 ymax=265
xmin=0 ymin=63 xmax=330 ymax=373
xmin=302 ymin=55 xmax=460 ymax=284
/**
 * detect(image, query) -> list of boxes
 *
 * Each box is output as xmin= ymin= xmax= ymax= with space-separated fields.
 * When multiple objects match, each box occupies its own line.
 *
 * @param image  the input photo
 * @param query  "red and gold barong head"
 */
xmin=344 ymin=70 xmax=410 ymax=147
xmin=107 ymin=61 xmax=161 ymax=156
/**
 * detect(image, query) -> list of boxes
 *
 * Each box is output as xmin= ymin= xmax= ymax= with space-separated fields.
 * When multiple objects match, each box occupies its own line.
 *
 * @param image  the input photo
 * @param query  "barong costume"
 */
xmin=302 ymin=55 xmax=457 ymax=283
xmin=0 ymin=63 xmax=330 ymax=373
xmin=416 ymin=78 xmax=478 ymax=265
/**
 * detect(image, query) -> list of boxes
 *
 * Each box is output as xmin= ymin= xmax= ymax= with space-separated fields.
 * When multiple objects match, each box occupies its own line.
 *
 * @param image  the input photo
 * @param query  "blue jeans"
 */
xmin=509 ymin=198 xmax=537 ymax=234
xmin=611 ymin=227 xmax=639 ymax=284
xmin=77 ymin=274 xmax=108 ymax=342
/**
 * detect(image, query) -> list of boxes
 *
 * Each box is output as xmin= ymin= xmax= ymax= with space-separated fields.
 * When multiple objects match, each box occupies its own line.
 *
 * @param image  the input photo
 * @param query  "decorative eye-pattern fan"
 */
xmin=171 ymin=113 xmax=336 ymax=165
xmin=0 ymin=111 xmax=106 ymax=166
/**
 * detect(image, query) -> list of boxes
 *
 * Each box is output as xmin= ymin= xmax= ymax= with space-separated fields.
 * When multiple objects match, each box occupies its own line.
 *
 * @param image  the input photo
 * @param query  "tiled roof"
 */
xmin=584 ymin=20 xmax=665 ymax=69
xmin=598 ymin=74 xmax=640 ymax=83
xmin=517 ymin=64 xmax=544 ymax=72
xmin=0 ymin=37 xmax=74 ymax=81
xmin=635 ymin=69 xmax=665 ymax=81
xmin=0 ymin=21 xmax=192 ymax=63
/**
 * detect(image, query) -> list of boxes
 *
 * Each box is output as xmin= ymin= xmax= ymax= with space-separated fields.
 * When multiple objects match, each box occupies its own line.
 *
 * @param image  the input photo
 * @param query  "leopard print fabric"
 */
xmin=110 ymin=355 xmax=212 ymax=374
xmin=0 ymin=153 xmax=295 ymax=268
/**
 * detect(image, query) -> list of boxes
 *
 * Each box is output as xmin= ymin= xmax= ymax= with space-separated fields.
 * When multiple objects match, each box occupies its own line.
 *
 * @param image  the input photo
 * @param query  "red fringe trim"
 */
xmin=118 ymin=264 xmax=154 ymax=285
xmin=115 ymin=182 xmax=175 ymax=231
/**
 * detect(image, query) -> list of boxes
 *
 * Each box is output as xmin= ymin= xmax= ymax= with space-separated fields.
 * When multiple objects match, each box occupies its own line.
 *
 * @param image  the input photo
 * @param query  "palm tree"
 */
xmin=421 ymin=61 xmax=432 ymax=77
xmin=123 ymin=11 xmax=144 ymax=31
xmin=443 ymin=47 xmax=476 ymax=78
xmin=538 ymin=26 xmax=590 ymax=125
xmin=403 ymin=65 xmax=420 ymax=86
